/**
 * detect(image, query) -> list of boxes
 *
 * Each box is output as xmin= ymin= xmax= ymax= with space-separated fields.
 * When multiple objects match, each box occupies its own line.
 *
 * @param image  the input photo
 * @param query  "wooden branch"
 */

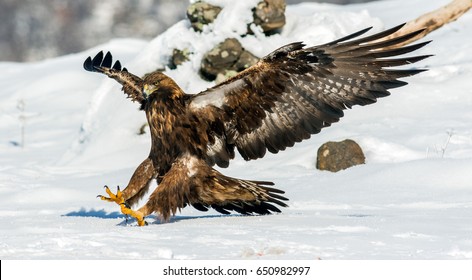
xmin=380 ymin=0 xmax=472 ymax=47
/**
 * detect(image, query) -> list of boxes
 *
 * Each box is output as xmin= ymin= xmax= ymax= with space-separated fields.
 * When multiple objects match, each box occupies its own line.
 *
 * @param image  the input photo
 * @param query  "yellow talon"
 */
xmin=97 ymin=185 xmax=124 ymax=205
xmin=120 ymin=203 xmax=147 ymax=226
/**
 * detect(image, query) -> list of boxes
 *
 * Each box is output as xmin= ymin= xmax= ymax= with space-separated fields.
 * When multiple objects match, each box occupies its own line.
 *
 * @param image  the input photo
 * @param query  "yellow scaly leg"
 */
xmin=120 ymin=203 xmax=147 ymax=226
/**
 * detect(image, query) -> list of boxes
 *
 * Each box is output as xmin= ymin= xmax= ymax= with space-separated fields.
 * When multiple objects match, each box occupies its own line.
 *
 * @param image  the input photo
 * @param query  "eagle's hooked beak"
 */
xmin=143 ymin=84 xmax=156 ymax=98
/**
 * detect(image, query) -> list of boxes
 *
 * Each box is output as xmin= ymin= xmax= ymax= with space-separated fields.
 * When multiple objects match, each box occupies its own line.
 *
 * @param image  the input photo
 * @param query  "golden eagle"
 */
xmin=84 ymin=24 xmax=430 ymax=225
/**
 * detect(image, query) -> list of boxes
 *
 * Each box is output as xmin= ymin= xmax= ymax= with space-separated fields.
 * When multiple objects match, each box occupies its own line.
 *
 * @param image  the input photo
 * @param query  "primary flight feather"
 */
xmin=84 ymin=23 xmax=431 ymax=225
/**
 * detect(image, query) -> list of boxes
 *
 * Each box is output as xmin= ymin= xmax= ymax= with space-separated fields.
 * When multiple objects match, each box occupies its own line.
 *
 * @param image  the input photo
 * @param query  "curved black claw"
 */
xmin=97 ymin=185 xmax=123 ymax=204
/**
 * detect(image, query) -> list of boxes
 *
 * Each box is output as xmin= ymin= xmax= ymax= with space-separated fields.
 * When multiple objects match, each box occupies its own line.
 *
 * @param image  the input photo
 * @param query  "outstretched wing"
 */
xmin=83 ymin=51 xmax=145 ymax=105
xmin=188 ymin=23 xmax=431 ymax=166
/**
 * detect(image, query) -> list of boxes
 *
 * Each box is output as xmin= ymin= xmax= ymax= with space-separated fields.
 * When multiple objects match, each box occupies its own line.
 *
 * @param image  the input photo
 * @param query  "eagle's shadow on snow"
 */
xmin=63 ymin=208 xmax=124 ymax=219
xmin=63 ymin=208 xmax=239 ymax=225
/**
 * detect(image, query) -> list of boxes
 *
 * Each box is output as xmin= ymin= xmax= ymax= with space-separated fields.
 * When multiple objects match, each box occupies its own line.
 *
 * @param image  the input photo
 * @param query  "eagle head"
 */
xmin=142 ymin=71 xmax=184 ymax=100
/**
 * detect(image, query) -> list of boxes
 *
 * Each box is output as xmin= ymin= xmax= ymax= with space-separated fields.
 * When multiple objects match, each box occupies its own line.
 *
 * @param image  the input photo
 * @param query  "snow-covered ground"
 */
xmin=1 ymin=0 xmax=471 ymax=259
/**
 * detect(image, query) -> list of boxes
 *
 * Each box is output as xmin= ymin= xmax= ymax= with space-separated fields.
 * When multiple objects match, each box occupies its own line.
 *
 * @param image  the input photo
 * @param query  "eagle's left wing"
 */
xmin=188 ymin=24 xmax=431 ymax=166
xmin=84 ymin=51 xmax=146 ymax=105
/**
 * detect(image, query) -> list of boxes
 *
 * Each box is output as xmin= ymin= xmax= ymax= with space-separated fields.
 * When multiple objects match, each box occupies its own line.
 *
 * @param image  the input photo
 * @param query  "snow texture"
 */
xmin=1 ymin=0 xmax=471 ymax=259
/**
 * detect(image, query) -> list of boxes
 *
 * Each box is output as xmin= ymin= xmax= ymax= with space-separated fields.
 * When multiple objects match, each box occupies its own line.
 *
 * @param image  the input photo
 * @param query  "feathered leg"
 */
xmin=121 ymin=157 xmax=156 ymax=206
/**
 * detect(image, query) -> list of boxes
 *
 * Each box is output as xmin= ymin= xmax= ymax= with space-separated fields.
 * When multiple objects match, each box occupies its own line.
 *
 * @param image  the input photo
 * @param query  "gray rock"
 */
xmin=316 ymin=139 xmax=366 ymax=172
xmin=252 ymin=0 xmax=286 ymax=34
xmin=169 ymin=48 xmax=190 ymax=69
xmin=200 ymin=38 xmax=259 ymax=81
xmin=186 ymin=1 xmax=222 ymax=32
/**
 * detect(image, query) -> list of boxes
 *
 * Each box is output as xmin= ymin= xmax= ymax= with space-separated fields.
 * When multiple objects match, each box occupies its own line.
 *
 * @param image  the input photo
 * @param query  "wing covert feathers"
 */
xmin=189 ymin=24 xmax=431 ymax=164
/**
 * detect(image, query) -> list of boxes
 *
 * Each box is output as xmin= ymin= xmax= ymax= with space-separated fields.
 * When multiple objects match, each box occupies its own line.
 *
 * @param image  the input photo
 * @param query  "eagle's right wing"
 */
xmin=188 ymin=24 xmax=431 ymax=167
xmin=83 ymin=51 xmax=146 ymax=105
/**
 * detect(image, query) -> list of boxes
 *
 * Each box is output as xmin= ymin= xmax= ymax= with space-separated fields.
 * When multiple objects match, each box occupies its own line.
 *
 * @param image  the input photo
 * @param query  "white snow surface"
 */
xmin=1 ymin=0 xmax=472 ymax=259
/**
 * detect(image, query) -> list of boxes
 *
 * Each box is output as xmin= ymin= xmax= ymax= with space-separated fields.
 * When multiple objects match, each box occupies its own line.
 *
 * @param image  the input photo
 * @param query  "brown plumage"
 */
xmin=84 ymin=23 xmax=431 ymax=225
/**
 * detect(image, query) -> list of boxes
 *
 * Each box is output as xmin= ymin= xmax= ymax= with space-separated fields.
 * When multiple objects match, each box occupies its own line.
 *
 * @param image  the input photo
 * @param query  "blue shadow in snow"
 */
xmin=63 ymin=207 xmax=243 ymax=226
xmin=63 ymin=208 xmax=125 ymax=219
